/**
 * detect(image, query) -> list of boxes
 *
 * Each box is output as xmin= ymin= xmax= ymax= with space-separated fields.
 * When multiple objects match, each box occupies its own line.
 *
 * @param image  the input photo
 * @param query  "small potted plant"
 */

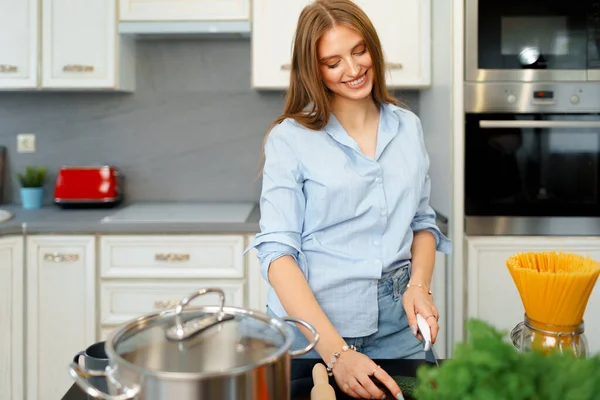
xmin=17 ymin=166 xmax=47 ymax=209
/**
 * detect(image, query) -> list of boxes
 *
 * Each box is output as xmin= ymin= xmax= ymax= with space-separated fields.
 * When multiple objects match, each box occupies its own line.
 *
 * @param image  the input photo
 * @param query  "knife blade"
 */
xmin=416 ymin=313 xmax=439 ymax=367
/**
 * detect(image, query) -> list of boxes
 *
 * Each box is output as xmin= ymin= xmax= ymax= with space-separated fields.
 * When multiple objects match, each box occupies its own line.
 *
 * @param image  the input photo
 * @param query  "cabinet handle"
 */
xmin=62 ymin=64 xmax=95 ymax=73
xmin=280 ymin=64 xmax=291 ymax=70
xmin=0 ymin=65 xmax=18 ymax=73
xmin=44 ymin=253 xmax=79 ymax=263
xmin=154 ymin=300 xmax=180 ymax=309
xmin=155 ymin=253 xmax=190 ymax=262
xmin=385 ymin=62 xmax=403 ymax=70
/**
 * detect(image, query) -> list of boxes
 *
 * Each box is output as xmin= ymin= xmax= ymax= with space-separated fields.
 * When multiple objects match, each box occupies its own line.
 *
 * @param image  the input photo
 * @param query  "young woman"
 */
xmin=247 ymin=1 xmax=452 ymax=398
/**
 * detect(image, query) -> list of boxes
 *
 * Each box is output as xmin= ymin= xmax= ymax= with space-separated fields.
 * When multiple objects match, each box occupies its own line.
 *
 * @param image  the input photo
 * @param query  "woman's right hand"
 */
xmin=331 ymin=351 xmax=403 ymax=399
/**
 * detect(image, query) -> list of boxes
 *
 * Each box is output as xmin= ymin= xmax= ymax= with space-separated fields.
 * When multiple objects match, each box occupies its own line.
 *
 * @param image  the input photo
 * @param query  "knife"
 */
xmin=416 ymin=313 xmax=440 ymax=366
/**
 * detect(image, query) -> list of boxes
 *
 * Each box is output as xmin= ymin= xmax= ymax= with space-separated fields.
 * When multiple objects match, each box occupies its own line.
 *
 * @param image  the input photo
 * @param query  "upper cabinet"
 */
xmin=251 ymin=0 xmax=431 ymax=90
xmin=0 ymin=0 xmax=134 ymax=91
xmin=42 ymin=0 xmax=134 ymax=90
xmin=120 ymin=0 xmax=250 ymax=21
xmin=0 ymin=0 xmax=38 ymax=89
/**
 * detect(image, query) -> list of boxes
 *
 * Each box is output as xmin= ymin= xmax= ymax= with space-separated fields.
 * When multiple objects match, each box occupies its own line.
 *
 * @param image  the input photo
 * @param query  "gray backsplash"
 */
xmin=0 ymin=38 xmax=419 ymax=205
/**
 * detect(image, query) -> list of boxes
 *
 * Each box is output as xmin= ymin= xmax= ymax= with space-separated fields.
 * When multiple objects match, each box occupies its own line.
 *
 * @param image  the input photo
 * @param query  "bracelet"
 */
xmin=406 ymin=282 xmax=432 ymax=295
xmin=325 ymin=344 xmax=356 ymax=376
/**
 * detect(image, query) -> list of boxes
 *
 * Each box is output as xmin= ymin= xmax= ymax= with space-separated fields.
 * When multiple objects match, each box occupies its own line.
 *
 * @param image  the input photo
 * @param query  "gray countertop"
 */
xmin=0 ymin=202 xmax=448 ymax=236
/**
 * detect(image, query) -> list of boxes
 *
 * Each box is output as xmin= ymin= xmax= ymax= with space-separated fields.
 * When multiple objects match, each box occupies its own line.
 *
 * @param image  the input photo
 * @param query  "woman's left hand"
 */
xmin=402 ymin=286 xmax=439 ymax=343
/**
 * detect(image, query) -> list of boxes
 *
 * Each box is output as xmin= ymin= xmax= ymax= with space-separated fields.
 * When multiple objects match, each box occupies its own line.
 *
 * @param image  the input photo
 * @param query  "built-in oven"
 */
xmin=464 ymin=82 xmax=600 ymax=235
xmin=465 ymin=0 xmax=600 ymax=82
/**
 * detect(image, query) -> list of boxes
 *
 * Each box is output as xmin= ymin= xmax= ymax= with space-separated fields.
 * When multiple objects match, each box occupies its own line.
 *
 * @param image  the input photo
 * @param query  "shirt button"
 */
xmin=380 ymin=210 xmax=387 ymax=216
xmin=373 ymin=240 xmax=380 ymax=246
xmin=375 ymin=258 xmax=381 ymax=264
xmin=375 ymin=177 xmax=382 ymax=183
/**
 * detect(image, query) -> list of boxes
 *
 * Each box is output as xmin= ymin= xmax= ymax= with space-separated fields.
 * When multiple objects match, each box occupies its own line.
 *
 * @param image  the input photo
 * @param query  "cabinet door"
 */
xmin=0 ymin=0 xmax=38 ymax=89
xmin=251 ymin=0 xmax=431 ymax=89
xmin=467 ymin=236 xmax=600 ymax=356
xmin=251 ymin=0 xmax=310 ymax=89
xmin=27 ymin=236 xmax=96 ymax=400
xmin=245 ymin=234 xmax=270 ymax=312
xmin=0 ymin=237 xmax=24 ymax=400
xmin=354 ymin=0 xmax=431 ymax=88
xmin=120 ymin=0 xmax=250 ymax=21
xmin=42 ymin=0 xmax=116 ymax=88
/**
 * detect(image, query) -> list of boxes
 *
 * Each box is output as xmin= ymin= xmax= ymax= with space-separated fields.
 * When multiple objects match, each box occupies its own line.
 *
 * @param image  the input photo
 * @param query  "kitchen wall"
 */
xmin=0 ymin=38 xmax=420 ymax=205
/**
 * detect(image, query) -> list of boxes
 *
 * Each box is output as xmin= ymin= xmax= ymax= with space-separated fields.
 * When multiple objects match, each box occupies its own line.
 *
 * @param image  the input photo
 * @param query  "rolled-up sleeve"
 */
xmin=245 ymin=120 xmax=308 ymax=283
xmin=410 ymin=117 xmax=452 ymax=254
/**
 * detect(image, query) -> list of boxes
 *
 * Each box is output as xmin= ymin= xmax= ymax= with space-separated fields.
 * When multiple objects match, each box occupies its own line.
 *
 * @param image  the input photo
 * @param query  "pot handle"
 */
xmin=283 ymin=317 xmax=320 ymax=357
xmin=165 ymin=287 xmax=234 ymax=341
xmin=69 ymin=363 xmax=139 ymax=400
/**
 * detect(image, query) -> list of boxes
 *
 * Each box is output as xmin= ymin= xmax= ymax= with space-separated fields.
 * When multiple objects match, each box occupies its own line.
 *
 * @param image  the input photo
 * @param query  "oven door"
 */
xmin=465 ymin=0 xmax=600 ymax=82
xmin=465 ymin=114 xmax=600 ymax=235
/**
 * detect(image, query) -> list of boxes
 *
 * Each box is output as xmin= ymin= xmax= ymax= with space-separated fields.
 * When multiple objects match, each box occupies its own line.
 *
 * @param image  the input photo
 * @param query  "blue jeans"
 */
xmin=266 ymin=264 xmax=425 ymax=360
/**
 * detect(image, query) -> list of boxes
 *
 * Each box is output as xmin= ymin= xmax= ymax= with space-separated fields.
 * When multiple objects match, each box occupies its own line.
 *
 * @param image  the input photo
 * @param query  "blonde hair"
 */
xmin=262 ymin=0 xmax=404 ymax=148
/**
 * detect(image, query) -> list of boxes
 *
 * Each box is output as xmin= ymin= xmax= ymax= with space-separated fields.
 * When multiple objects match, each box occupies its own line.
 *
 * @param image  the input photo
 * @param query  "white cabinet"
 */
xmin=0 ymin=0 xmax=134 ymax=90
xmin=466 ymin=236 xmax=600 ymax=356
xmin=42 ymin=0 xmax=134 ymax=90
xmin=99 ymin=235 xmax=245 ymax=279
xmin=251 ymin=0 xmax=431 ymax=89
xmin=98 ymin=234 xmax=248 ymax=336
xmin=26 ymin=236 xmax=96 ymax=400
xmin=245 ymin=233 xmax=269 ymax=312
xmin=120 ymin=0 xmax=250 ymax=21
xmin=0 ymin=237 xmax=24 ymax=400
xmin=353 ymin=0 xmax=431 ymax=88
xmin=0 ymin=0 xmax=38 ymax=89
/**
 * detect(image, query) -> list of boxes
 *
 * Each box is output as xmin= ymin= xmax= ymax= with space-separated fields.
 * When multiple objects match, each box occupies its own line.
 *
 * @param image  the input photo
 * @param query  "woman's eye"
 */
xmin=355 ymin=48 xmax=367 ymax=55
xmin=327 ymin=61 xmax=340 ymax=69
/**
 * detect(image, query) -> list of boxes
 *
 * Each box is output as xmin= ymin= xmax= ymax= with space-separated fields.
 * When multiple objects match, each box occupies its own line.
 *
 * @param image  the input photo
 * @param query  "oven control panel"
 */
xmin=465 ymin=82 xmax=600 ymax=113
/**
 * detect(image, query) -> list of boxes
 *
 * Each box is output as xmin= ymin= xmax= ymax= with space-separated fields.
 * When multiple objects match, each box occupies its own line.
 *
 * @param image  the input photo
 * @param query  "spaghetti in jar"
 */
xmin=506 ymin=251 xmax=600 ymax=358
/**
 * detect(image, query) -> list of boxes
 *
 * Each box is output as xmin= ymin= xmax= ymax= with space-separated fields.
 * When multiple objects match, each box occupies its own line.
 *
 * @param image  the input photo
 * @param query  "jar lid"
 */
xmin=105 ymin=289 xmax=295 ymax=377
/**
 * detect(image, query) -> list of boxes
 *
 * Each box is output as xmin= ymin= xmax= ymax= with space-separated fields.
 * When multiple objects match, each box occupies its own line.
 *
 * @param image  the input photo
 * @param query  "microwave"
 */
xmin=465 ymin=0 xmax=600 ymax=82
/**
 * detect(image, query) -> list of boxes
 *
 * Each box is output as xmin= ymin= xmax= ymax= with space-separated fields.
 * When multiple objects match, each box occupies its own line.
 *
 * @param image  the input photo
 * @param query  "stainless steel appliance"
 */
xmin=464 ymin=82 xmax=600 ymax=235
xmin=465 ymin=0 xmax=600 ymax=82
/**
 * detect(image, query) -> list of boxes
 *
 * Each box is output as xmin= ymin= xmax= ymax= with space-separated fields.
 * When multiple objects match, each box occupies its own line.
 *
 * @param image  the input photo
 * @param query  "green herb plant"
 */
xmin=414 ymin=319 xmax=600 ymax=400
xmin=17 ymin=166 xmax=46 ymax=188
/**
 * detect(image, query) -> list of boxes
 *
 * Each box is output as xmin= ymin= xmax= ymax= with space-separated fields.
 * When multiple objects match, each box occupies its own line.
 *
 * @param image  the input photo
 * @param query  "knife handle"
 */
xmin=416 ymin=313 xmax=432 ymax=351
xmin=311 ymin=363 xmax=336 ymax=400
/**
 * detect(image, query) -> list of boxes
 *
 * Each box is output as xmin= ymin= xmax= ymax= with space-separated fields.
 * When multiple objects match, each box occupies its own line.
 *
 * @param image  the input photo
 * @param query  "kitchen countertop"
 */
xmin=0 ymin=202 xmax=263 ymax=235
xmin=0 ymin=202 xmax=448 ymax=236
xmin=61 ymin=358 xmax=438 ymax=400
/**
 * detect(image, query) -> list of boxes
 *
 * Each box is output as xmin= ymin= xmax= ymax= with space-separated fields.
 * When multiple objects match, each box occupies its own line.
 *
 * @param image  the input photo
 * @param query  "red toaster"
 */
xmin=54 ymin=165 xmax=124 ymax=208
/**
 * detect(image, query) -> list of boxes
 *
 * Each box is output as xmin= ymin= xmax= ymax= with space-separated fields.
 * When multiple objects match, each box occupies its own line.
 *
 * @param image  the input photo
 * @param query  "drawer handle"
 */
xmin=0 ymin=64 xmax=18 ymax=73
xmin=62 ymin=64 xmax=95 ymax=73
xmin=280 ymin=63 xmax=291 ymax=70
xmin=154 ymin=300 xmax=180 ymax=309
xmin=44 ymin=253 xmax=79 ymax=263
xmin=385 ymin=62 xmax=403 ymax=70
xmin=155 ymin=253 xmax=190 ymax=262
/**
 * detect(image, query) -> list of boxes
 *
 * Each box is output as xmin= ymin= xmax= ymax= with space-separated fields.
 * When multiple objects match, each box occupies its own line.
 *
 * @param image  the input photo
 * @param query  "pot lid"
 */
xmin=107 ymin=289 xmax=294 ymax=376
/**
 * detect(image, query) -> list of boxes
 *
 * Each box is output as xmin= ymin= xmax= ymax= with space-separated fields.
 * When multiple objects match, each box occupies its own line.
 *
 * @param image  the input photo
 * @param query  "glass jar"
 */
xmin=510 ymin=315 xmax=589 ymax=358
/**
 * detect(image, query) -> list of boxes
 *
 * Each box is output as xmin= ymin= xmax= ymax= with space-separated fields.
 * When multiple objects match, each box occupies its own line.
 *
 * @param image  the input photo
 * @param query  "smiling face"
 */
xmin=317 ymin=25 xmax=374 ymax=103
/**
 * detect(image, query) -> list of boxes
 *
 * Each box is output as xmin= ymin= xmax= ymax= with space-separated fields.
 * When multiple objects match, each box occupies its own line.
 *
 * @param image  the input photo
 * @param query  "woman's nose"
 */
xmin=346 ymin=58 xmax=360 ymax=77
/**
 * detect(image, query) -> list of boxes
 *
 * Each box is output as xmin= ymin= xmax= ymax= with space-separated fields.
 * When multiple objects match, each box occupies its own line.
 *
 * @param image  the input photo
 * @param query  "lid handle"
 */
xmin=165 ymin=288 xmax=234 ymax=341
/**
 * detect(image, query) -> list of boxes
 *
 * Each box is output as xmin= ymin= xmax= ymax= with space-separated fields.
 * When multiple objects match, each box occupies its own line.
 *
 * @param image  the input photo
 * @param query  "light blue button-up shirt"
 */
xmin=246 ymin=103 xmax=452 ymax=338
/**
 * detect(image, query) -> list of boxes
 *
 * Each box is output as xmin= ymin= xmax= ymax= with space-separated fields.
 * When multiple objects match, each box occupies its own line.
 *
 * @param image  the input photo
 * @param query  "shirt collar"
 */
xmin=324 ymin=102 xmax=401 ymax=160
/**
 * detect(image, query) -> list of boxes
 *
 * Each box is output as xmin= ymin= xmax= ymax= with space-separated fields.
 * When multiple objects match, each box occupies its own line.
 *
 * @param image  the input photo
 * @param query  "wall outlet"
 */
xmin=17 ymin=133 xmax=36 ymax=153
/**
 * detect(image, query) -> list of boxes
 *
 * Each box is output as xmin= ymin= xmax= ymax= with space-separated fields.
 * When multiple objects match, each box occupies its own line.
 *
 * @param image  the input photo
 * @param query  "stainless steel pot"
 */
xmin=69 ymin=288 xmax=319 ymax=400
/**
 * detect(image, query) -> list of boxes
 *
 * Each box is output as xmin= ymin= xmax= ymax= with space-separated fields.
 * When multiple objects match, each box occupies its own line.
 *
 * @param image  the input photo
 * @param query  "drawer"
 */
xmin=100 ymin=281 xmax=245 ymax=325
xmin=100 ymin=235 xmax=245 ymax=279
